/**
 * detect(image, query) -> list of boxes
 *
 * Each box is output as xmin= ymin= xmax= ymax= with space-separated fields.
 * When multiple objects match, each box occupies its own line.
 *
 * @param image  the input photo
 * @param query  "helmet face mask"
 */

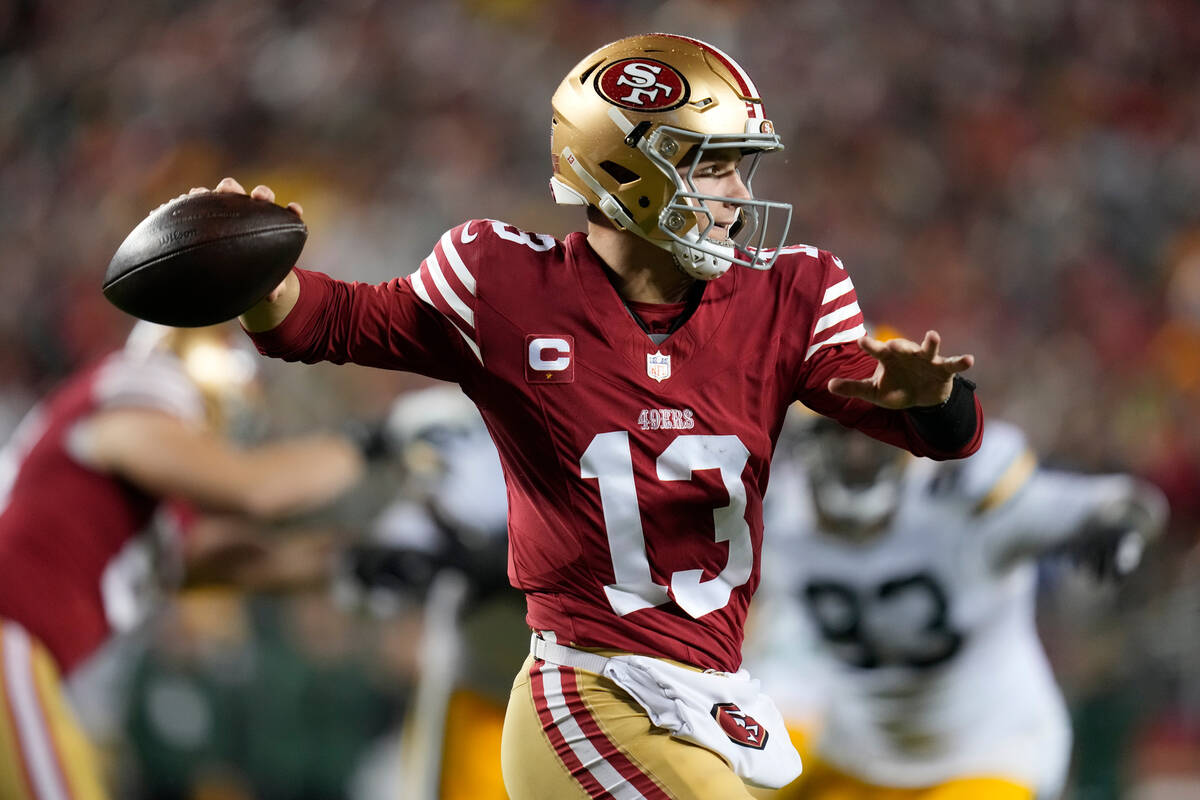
xmin=551 ymin=33 xmax=793 ymax=280
xmin=784 ymin=413 xmax=909 ymax=539
xmin=654 ymin=131 xmax=792 ymax=277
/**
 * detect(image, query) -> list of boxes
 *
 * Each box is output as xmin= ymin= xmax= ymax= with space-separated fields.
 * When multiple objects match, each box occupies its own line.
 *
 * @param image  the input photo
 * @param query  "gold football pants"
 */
xmin=501 ymin=654 xmax=757 ymax=799
xmin=0 ymin=619 xmax=109 ymax=800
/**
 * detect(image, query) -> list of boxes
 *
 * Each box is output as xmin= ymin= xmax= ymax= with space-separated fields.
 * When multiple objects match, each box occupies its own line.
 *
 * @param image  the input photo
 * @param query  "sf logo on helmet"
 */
xmin=596 ymin=58 xmax=688 ymax=111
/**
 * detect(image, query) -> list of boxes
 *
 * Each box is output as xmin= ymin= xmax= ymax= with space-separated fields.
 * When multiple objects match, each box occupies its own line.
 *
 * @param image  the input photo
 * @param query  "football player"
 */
xmin=336 ymin=384 xmax=519 ymax=800
xmin=745 ymin=410 xmax=1168 ymax=800
xmin=189 ymin=33 xmax=985 ymax=800
xmin=0 ymin=322 xmax=365 ymax=800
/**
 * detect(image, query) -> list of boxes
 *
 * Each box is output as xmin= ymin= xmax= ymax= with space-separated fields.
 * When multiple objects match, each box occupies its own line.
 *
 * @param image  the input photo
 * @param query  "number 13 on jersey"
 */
xmin=581 ymin=431 xmax=754 ymax=620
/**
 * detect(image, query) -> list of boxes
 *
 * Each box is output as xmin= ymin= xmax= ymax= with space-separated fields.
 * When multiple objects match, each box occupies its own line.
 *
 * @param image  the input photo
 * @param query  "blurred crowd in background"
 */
xmin=1 ymin=0 xmax=1198 ymax=798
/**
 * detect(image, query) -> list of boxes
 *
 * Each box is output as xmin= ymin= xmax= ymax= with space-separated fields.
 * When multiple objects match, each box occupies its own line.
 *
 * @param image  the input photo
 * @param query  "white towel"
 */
xmin=601 ymin=655 xmax=802 ymax=789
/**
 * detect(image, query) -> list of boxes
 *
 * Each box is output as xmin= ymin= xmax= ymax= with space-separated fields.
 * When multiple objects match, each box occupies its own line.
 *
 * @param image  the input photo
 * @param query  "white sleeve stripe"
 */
xmin=449 ymin=320 xmax=484 ymax=364
xmin=423 ymin=255 xmax=475 ymax=329
xmin=821 ymin=277 xmax=854 ymax=305
xmin=408 ymin=271 xmax=484 ymax=366
xmin=438 ymin=230 xmax=477 ymax=295
xmin=813 ymin=302 xmax=861 ymax=335
xmin=409 ymin=269 xmax=433 ymax=305
xmin=805 ymin=323 xmax=866 ymax=361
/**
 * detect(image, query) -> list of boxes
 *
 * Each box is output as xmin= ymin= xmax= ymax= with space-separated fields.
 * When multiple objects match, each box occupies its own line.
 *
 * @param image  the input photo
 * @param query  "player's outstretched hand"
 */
xmin=828 ymin=331 xmax=974 ymax=409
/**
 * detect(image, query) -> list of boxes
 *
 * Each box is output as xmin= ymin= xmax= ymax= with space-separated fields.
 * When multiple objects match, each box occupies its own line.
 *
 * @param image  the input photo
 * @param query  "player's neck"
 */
xmin=586 ymin=221 xmax=696 ymax=304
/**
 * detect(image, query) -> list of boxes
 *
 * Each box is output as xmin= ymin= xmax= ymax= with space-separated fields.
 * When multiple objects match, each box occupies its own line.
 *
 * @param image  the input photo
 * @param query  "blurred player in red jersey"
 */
xmin=0 ymin=322 xmax=364 ymax=800
xmin=179 ymin=32 xmax=983 ymax=800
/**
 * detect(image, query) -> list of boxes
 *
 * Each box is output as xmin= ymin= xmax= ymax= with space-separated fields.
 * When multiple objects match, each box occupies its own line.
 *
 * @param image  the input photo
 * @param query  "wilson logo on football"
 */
xmin=711 ymin=703 xmax=769 ymax=750
xmin=596 ymin=58 xmax=689 ymax=111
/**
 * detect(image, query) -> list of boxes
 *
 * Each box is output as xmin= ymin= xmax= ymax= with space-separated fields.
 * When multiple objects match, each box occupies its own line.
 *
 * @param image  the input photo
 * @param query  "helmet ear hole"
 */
xmin=599 ymin=160 xmax=640 ymax=185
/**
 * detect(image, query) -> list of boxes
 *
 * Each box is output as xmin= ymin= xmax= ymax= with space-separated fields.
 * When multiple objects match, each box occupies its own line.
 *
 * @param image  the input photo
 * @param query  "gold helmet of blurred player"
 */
xmin=124 ymin=321 xmax=261 ymax=432
xmin=550 ymin=33 xmax=793 ymax=280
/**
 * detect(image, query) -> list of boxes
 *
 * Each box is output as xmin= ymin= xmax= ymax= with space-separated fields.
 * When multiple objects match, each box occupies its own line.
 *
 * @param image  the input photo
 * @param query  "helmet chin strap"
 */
xmin=669 ymin=233 xmax=734 ymax=281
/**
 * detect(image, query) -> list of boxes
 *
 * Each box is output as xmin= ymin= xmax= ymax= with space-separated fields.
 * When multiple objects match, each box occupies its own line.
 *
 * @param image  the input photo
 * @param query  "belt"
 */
xmin=530 ymin=633 xmax=611 ymax=675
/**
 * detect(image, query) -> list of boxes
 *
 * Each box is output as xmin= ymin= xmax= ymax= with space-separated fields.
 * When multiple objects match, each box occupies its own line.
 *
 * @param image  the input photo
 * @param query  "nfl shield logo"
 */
xmin=646 ymin=351 xmax=671 ymax=382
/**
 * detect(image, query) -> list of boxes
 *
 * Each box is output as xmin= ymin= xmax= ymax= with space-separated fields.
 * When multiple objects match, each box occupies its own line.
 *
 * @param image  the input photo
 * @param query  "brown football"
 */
xmin=103 ymin=192 xmax=307 ymax=327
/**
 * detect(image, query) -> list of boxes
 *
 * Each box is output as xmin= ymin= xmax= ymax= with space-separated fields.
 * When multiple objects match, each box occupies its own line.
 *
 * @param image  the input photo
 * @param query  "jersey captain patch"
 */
xmin=525 ymin=335 xmax=574 ymax=383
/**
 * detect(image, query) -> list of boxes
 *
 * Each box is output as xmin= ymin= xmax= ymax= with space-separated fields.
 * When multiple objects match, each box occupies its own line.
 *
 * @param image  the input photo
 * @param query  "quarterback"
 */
xmin=0 ymin=324 xmax=364 ymax=800
xmin=195 ymin=33 xmax=983 ymax=800
xmin=747 ymin=414 xmax=1167 ymax=800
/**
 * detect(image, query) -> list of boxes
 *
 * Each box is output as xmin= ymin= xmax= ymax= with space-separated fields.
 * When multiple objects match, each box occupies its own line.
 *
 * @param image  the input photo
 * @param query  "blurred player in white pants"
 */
xmin=337 ymin=385 xmax=520 ymax=800
xmin=745 ymin=412 xmax=1167 ymax=800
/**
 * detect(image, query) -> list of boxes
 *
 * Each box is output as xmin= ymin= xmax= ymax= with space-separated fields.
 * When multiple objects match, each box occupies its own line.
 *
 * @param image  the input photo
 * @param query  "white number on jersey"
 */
xmin=490 ymin=221 xmax=556 ymax=252
xmin=581 ymin=432 xmax=753 ymax=619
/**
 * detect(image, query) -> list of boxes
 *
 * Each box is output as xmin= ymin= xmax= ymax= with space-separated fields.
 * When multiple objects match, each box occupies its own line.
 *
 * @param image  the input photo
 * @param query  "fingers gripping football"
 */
xmin=828 ymin=331 xmax=975 ymax=409
xmin=211 ymin=178 xmax=303 ymax=302
xmin=103 ymin=178 xmax=307 ymax=326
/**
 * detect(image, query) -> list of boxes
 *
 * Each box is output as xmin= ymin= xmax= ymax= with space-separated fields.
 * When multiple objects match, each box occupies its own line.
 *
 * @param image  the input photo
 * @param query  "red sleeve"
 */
xmin=244 ymin=267 xmax=476 ymax=384
xmin=791 ymin=251 xmax=982 ymax=460
xmin=798 ymin=342 xmax=982 ymax=459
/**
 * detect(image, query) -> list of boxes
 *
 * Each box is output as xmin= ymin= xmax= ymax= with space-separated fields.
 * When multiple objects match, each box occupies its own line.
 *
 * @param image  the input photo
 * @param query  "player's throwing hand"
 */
xmin=828 ymin=330 xmax=974 ymax=409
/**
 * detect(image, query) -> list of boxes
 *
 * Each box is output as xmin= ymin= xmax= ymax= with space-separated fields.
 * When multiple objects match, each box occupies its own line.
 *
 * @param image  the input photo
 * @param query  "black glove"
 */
xmin=342 ymin=418 xmax=393 ymax=462
xmin=1060 ymin=523 xmax=1146 ymax=581
xmin=1055 ymin=482 xmax=1168 ymax=582
xmin=339 ymin=543 xmax=444 ymax=596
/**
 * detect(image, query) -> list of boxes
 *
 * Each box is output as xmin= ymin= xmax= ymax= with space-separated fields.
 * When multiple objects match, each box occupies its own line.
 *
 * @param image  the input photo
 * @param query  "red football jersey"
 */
xmin=250 ymin=220 xmax=981 ymax=671
xmin=0 ymin=351 xmax=203 ymax=674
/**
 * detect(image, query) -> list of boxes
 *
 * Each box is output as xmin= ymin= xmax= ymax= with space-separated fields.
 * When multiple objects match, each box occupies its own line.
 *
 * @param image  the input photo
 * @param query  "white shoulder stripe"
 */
xmin=439 ymin=230 xmax=477 ymax=295
xmin=409 ymin=267 xmax=434 ymax=306
xmin=409 ymin=270 xmax=484 ymax=365
xmin=95 ymin=357 xmax=205 ymax=421
xmin=805 ymin=323 xmax=866 ymax=362
xmin=423 ymin=255 xmax=475 ymax=329
xmin=814 ymin=301 xmax=861 ymax=335
xmin=822 ymin=277 xmax=854 ymax=305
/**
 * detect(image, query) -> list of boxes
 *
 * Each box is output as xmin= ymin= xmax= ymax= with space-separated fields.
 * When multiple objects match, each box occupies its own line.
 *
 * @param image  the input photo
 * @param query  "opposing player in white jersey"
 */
xmin=746 ymin=411 xmax=1167 ymax=800
xmin=338 ymin=385 xmax=519 ymax=800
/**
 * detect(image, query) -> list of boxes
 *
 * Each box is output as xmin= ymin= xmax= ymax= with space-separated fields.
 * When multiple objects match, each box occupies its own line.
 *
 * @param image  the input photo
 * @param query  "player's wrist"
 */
xmin=904 ymin=375 xmax=978 ymax=452
xmin=240 ymin=270 xmax=300 ymax=332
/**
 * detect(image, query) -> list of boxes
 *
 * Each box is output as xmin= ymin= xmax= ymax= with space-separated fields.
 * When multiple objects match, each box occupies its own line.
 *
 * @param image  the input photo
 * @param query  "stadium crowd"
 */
xmin=0 ymin=0 xmax=1197 ymax=797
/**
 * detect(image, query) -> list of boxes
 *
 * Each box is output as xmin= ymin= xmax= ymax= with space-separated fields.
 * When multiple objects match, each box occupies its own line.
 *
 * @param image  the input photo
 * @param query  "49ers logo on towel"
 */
xmin=711 ymin=703 xmax=769 ymax=750
xmin=596 ymin=58 xmax=689 ymax=111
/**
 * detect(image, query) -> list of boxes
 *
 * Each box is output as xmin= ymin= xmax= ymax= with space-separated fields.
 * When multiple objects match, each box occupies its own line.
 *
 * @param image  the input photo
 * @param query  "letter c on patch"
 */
xmin=529 ymin=337 xmax=571 ymax=371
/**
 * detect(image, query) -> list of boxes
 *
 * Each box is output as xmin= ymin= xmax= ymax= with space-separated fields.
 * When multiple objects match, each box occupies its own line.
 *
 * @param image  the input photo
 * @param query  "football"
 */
xmin=103 ymin=191 xmax=308 ymax=327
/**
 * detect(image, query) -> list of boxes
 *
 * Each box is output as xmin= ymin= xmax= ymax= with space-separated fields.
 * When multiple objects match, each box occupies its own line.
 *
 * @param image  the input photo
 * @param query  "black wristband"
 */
xmin=904 ymin=375 xmax=978 ymax=453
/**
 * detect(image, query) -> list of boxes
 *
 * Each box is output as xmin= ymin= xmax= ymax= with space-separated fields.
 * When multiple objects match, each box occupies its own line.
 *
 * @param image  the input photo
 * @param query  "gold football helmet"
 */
xmin=551 ymin=33 xmax=793 ymax=280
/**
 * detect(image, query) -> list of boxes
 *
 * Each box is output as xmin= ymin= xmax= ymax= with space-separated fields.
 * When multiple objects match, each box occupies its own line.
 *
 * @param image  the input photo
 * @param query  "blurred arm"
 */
xmin=180 ymin=515 xmax=342 ymax=591
xmin=985 ymin=470 xmax=1169 ymax=575
xmin=76 ymin=407 xmax=365 ymax=519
